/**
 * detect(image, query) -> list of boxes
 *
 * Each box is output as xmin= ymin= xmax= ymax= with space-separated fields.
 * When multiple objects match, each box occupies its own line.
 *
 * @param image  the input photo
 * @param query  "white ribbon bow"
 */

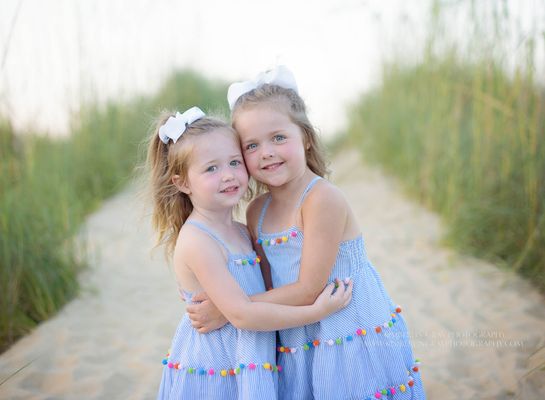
xmin=158 ymin=106 xmax=206 ymax=144
xmin=227 ymin=65 xmax=299 ymax=110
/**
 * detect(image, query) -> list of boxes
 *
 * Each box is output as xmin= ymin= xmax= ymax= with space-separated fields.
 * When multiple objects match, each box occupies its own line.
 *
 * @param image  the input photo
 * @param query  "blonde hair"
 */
xmin=232 ymin=84 xmax=330 ymax=180
xmin=146 ymin=111 xmax=234 ymax=257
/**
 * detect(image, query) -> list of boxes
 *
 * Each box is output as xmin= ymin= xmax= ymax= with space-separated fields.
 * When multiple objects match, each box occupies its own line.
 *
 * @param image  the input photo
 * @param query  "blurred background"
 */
xmin=1 ymin=0 xmax=544 ymax=398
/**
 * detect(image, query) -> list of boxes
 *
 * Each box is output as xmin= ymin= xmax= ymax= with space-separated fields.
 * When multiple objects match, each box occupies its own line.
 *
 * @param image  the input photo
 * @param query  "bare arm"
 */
xmin=249 ymin=183 xmax=348 ymax=306
xmin=181 ymin=228 xmax=351 ymax=332
xmin=187 ymin=186 xmax=350 ymax=331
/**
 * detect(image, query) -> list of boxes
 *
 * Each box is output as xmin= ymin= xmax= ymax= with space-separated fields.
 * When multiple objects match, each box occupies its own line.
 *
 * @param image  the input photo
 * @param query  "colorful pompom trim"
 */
xmin=365 ymin=362 xmax=421 ymax=399
xmin=278 ymin=306 xmax=402 ymax=354
xmin=234 ymin=256 xmax=261 ymax=266
xmin=256 ymin=231 xmax=297 ymax=247
xmin=161 ymin=353 xmax=281 ymax=377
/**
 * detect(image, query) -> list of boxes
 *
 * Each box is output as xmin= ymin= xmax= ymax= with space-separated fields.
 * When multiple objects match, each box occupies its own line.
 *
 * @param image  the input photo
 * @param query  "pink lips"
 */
xmin=262 ymin=162 xmax=283 ymax=171
xmin=220 ymin=185 xmax=239 ymax=193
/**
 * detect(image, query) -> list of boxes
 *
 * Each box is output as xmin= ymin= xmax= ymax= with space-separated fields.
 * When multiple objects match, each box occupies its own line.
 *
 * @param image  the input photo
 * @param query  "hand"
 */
xmin=186 ymin=291 xmax=228 ymax=333
xmin=314 ymin=278 xmax=353 ymax=317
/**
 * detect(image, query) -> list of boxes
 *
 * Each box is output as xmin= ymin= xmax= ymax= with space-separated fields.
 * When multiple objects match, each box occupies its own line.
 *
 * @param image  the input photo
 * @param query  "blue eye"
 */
xmin=272 ymin=135 xmax=286 ymax=143
xmin=230 ymin=160 xmax=242 ymax=167
xmin=206 ymin=165 xmax=218 ymax=172
xmin=246 ymin=143 xmax=257 ymax=151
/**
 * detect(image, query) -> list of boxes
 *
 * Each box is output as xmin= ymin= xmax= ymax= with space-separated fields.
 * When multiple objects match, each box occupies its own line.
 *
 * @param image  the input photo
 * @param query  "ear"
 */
xmin=172 ymin=174 xmax=191 ymax=195
xmin=302 ymin=134 xmax=311 ymax=150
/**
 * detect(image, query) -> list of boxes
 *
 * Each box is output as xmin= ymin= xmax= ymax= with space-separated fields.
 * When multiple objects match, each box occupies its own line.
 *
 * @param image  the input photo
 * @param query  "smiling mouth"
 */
xmin=262 ymin=162 xmax=284 ymax=171
xmin=220 ymin=185 xmax=239 ymax=193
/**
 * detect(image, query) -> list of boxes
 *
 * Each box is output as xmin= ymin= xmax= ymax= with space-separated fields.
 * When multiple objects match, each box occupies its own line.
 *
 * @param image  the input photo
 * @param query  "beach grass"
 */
xmin=346 ymin=53 xmax=545 ymax=291
xmin=0 ymin=70 xmax=228 ymax=353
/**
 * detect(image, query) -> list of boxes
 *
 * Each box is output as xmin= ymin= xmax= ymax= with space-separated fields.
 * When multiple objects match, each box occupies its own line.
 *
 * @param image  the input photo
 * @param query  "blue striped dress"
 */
xmin=257 ymin=177 xmax=426 ymax=400
xmin=157 ymin=221 xmax=279 ymax=400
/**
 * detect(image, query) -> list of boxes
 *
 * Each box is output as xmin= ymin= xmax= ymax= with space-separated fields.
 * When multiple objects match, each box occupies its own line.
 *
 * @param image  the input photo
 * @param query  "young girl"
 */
xmin=188 ymin=67 xmax=426 ymax=399
xmin=147 ymin=106 xmax=352 ymax=400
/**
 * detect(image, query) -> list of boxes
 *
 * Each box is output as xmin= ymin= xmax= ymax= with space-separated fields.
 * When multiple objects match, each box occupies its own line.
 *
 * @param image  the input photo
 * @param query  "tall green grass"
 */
xmin=0 ymin=70 xmax=228 ymax=352
xmin=347 ymin=54 xmax=545 ymax=290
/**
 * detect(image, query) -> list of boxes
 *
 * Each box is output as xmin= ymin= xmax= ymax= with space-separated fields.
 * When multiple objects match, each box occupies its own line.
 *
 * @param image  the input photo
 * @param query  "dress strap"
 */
xmin=257 ymin=194 xmax=272 ymax=236
xmin=296 ymin=176 xmax=322 ymax=208
xmin=185 ymin=220 xmax=231 ymax=255
xmin=236 ymin=222 xmax=252 ymax=244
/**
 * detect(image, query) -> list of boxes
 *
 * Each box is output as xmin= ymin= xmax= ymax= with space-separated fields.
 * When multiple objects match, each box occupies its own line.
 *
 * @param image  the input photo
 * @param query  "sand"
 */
xmin=1 ymin=149 xmax=544 ymax=399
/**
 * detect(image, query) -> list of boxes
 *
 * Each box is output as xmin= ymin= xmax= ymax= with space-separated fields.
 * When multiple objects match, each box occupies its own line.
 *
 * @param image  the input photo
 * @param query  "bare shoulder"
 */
xmin=175 ymin=223 xmax=225 ymax=266
xmin=303 ymin=179 xmax=349 ymax=213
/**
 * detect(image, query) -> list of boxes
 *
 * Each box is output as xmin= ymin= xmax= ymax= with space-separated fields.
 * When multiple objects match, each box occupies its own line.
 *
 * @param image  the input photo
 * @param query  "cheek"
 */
xmin=284 ymin=143 xmax=306 ymax=162
xmin=236 ymin=167 xmax=249 ymax=186
xmin=243 ymin=152 xmax=260 ymax=174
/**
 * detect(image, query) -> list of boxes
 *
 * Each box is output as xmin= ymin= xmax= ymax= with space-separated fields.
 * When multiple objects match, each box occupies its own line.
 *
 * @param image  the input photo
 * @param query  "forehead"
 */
xmin=234 ymin=103 xmax=294 ymax=137
xmin=190 ymin=128 xmax=240 ymax=159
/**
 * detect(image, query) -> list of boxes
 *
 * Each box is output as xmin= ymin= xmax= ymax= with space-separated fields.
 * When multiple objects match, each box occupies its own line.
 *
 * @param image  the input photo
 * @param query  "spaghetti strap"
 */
xmin=257 ymin=194 xmax=272 ymax=236
xmin=296 ymin=176 xmax=322 ymax=208
xmin=185 ymin=220 xmax=231 ymax=255
xmin=236 ymin=222 xmax=252 ymax=244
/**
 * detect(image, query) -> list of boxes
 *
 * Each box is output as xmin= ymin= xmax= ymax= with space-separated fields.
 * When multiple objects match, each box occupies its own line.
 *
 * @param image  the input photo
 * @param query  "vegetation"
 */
xmin=0 ymin=70 xmax=228 ymax=352
xmin=346 ymin=3 xmax=544 ymax=291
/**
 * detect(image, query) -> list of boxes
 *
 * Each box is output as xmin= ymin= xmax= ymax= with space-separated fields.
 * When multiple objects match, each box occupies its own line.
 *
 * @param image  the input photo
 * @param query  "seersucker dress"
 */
xmin=157 ymin=220 xmax=279 ymax=400
xmin=256 ymin=177 xmax=426 ymax=400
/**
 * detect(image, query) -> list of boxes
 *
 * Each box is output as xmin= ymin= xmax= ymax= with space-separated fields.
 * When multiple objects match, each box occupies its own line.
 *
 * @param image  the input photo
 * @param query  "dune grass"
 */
xmin=346 ymin=54 xmax=545 ymax=291
xmin=0 ymin=70 xmax=228 ymax=353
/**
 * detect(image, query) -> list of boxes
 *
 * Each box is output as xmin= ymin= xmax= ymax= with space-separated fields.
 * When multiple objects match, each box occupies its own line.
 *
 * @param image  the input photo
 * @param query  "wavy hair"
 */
xmin=231 ymin=84 xmax=330 ymax=182
xmin=146 ymin=112 xmax=235 ymax=257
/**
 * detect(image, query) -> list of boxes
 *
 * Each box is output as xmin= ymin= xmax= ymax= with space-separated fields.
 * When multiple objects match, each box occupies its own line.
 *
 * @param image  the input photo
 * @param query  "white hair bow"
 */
xmin=227 ymin=65 xmax=299 ymax=110
xmin=158 ymin=106 xmax=205 ymax=144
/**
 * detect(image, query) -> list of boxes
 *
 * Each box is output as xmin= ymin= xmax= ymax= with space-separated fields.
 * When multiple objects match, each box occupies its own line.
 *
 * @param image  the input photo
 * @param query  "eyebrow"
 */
xmin=242 ymin=130 xmax=285 ymax=144
xmin=202 ymin=154 xmax=242 ymax=164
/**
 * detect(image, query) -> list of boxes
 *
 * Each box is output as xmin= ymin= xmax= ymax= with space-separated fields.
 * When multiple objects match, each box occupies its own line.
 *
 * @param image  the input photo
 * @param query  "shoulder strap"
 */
xmin=235 ymin=222 xmax=252 ymax=244
xmin=185 ymin=220 xmax=231 ymax=254
xmin=296 ymin=176 xmax=322 ymax=208
xmin=257 ymin=194 xmax=272 ymax=235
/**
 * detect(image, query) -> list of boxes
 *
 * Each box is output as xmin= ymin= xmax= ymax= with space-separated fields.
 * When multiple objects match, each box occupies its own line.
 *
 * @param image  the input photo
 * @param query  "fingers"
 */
xmin=325 ymin=281 xmax=336 ymax=295
xmin=343 ymin=280 xmax=353 ymax=307
xmin=331 ymin=278 xmax=353 ymax=308
xmin=186 ymin=304 xmax=196 ymax=314
xmin=192 ymin=291 xmax=209 ymax=302
xmin=332 ymin=278 xmax=345 ymax=296
xmin=190 ymin=319 xmax=202 ymax=329
xmin=186 ymin=304 xmax=207 ymax=323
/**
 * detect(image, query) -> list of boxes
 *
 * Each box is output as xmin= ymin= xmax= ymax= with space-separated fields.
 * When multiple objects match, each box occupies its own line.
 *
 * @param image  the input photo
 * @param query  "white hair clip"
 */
xmin=158 ymin=106 xmax=205 ymax=144
xmin=227 ymin=65 xmax=299 ymax=110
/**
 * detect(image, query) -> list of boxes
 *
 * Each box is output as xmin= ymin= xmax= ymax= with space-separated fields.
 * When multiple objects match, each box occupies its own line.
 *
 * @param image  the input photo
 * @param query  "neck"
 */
xmin=267 ymin=168 xmax=317 ymax=206
xmin=189 ymin=206 xmax=234 ymax=229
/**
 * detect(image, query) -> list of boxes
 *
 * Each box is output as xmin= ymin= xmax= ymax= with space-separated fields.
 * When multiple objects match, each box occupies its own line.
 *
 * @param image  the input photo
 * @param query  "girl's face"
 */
xmin=235 ymin=104 xmax=308 ymax=188
xmin=178 ymin=129 xmax=248 ymax=211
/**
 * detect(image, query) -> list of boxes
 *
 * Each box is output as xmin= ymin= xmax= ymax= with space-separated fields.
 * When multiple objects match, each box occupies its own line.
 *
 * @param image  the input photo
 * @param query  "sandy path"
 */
xmin=1 ymin=150 xmax=544 ymax=399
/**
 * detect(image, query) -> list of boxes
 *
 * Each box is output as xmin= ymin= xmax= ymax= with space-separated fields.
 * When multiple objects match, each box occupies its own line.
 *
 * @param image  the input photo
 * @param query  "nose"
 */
xmin=261 ymin=143 xmax=275 ymax=159
xmin=222 ymin=170 xmax=235 ymax=182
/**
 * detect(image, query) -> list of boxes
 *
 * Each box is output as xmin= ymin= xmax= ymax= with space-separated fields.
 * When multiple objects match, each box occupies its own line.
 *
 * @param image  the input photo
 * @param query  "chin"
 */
xmin=261 ymin=176 xmax=287 ymax=188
